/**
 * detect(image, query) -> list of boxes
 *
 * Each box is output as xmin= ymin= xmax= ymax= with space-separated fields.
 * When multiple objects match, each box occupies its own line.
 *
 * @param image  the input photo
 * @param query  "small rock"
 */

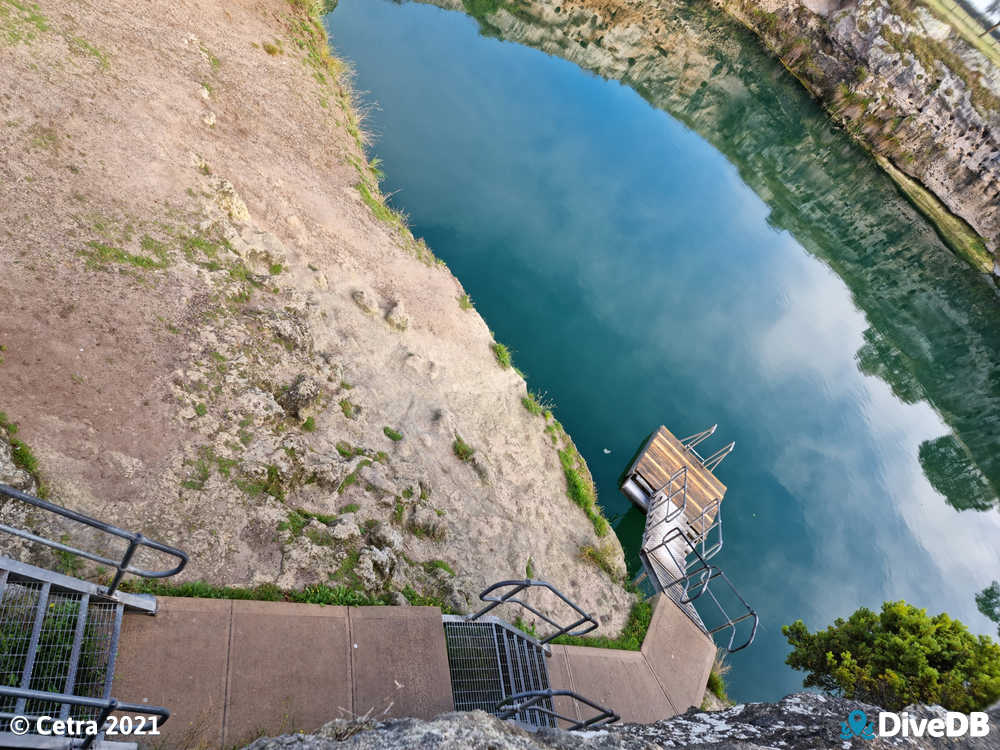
xmin=277 ymin=374 xmax=321 ymax=419
xmin=214 ymin=179 xmax=250 ymax=225
xmin=351 ymin=287 xmax=378 ymax=314
xmin=357 ymin=463 xmax=396 ymax=496
xmin=369 ymin=521 xmax=402 ymax=551
xmin=356 ymin=546 xmax=396 ymax=589
xmin=237 ymin=387 xmax=285 ymax=424
xmin=409 ymin=507 xmax=446 ymax=541
xmin=202 ymin=111 xmax=216 ymax=127
xmin=330 ymin=519 xmax=360 ymax=541
xmin=385 ymin=301 xmax=409 ymax=331
xmin=389 ymin=592 xmax=409 ymax=607
xmin=256 ymin=309 xmax=312 ymax=352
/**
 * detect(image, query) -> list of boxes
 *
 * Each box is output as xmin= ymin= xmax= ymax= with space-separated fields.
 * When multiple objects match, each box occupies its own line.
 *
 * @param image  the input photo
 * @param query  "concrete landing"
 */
xmin=547 ymin=595 xmax=716 ymax=725
xmin=112 ymin=598 xmax=453 ymax=749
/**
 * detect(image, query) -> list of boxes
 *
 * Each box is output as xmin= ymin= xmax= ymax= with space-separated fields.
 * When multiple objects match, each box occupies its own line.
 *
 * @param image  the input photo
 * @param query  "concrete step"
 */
xmin=111 ymin=597 xmax=453 ymax=749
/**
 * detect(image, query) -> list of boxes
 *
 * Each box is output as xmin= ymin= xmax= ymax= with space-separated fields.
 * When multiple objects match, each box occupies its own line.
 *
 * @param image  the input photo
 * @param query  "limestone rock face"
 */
xmin=240 ymin=695 xmax=1000 ymax=749
xmin=428 ymin=0 xmax=1000 ymax=275
xmin=0 ymin=435 xmax=35 ymax=494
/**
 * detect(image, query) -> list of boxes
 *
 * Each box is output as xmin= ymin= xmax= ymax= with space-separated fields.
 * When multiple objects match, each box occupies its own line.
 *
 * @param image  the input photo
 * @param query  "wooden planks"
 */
xmin=635 ymin=426 xmax=726 ymax=523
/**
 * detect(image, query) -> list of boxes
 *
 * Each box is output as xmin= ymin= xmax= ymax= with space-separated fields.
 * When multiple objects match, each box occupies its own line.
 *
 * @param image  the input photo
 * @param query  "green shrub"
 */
xmin=783 ymin=601 xmax=1000 ymax=711
xmin=383 ymin=426 xmax=403 ymax=441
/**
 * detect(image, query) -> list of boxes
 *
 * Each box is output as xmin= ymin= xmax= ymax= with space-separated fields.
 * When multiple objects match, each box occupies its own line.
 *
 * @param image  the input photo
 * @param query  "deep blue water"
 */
xmin=326 ymin=0 xmax=1000 ymax=702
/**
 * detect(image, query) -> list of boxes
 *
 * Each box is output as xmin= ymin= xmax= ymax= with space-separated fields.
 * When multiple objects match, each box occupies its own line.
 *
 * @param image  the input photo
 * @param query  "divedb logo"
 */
xmin=840 ymin=708 xmax=991 ymax=740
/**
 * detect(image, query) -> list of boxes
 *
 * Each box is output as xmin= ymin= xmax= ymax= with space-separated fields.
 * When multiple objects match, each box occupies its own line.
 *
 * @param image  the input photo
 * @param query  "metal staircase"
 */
xmin=0 ymin=484 xmax=187 ymax=748
xmin=442 ymin=580 xmax=619 ymax=730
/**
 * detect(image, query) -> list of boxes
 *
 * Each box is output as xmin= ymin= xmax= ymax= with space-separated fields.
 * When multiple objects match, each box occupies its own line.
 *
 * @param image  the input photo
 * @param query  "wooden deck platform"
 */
xmin=628 ymin=426 xmax=726 ymax=525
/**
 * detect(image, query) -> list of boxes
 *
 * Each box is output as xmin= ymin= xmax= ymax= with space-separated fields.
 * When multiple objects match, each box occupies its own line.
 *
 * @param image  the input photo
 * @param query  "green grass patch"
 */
xmin=121 ymin=578 xmax=384 ymax=607
xmin=339 ymin=502 xmax=360 ymax=514
xmin=522 ymin=391 xmax=550 ymax=417
xmin=194 ymin=402 xmax=207 ymax=417
xmin=579 ymin=543 xmax=620 ymax=579
xmin=81 ymin=240 xmax=169 ymax=271
xmin=339 ymin=398 xmax=359 ymax=420
xmin=67 ymin=35 xmax=109 ymax=70
xmin=357 ymin=181 xmax=406 ymax=228
xmin=423 ymin=559 xmax=455 ymax=576
xmin=552 ymin=598 xmax=653 ymax=651
xmin=558 ymin=447 xmax=610 ymax=537
xmin=383 ymin=426 xmax=403 ymax=441
xmin=401 ymin=585 xmax=457 ymax=613
xmin=0 ymin=0 xmax=49 ymax=45
xmin=458 ymin=293 xmax=473 ymax=310
xmin=0 ymin=411 xmax=43 ymax=489
xmin=302 ymin=416 xmax=316 ymax=432
xmin=336 ymin=441 xmax=362 ymax=458
xmin=452 ymin=435 xmax=475 ymax=462
xmin=707 ymin=664 xmax=729 ymax=702
xmin=491 ymin=342 xmax=512 ymax=369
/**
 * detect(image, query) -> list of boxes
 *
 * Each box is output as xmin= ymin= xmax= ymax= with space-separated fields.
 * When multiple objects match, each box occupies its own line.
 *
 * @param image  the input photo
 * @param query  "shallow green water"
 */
xmin=327 ymin=0 xmax=1000 ymax=702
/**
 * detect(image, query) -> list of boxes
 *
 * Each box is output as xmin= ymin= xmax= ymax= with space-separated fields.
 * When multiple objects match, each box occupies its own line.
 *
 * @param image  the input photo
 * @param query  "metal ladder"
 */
xmin=0 ymin=484 xmax=187 ymax=748
xmin=442 ymin=579 xmax=619 ymax=731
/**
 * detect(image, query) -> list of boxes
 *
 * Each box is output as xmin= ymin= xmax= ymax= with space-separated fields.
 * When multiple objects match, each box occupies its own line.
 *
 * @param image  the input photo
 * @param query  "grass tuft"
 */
xmin=383 ymin=426 xmax=403 ymax=441
xmin=491 ymin=342 xmax=512 ymax=369
xmin=452 ymin=435 xmax=475 ymax=462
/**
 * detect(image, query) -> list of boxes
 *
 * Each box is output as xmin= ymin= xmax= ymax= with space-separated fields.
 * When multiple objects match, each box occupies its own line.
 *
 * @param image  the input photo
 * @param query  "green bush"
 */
xmin=783 ymin=601 xmax=1000 ymax=711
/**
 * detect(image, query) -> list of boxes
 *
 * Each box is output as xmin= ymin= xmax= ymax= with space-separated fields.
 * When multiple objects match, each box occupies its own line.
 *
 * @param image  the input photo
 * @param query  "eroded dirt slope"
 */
xmin=0 ymin=0 xmax=632 ymax=632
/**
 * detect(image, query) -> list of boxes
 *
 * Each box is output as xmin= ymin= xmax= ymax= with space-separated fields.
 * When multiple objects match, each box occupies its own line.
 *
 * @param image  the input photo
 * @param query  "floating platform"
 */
xmin=620 ymin=425 xmax=731 ymax=523
xmin=618 ymin=425 xmax=757 ymax=653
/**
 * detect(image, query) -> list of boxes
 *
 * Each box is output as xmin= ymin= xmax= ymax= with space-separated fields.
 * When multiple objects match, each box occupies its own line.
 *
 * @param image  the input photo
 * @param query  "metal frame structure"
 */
xmin=1 ymin=485 xmax=186 ymax=747
xmin=466 ymin=579 xmax=599 ymax=646
xmin=0 ymin=688 xmax=170 ymax=749
xmin=444 ymin=578 xmax=619 ymax=730
xmin=0 ymin=484 xmax=188 ymax=600
xmin=495 ymin=690 xmax=619 ymax=731
xmin=639 ymin=529 xmax=758 ymax=653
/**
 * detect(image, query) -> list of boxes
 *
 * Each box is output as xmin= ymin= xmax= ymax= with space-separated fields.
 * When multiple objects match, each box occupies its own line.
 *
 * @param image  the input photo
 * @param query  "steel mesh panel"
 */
xmin=1 ymin=581 xmax=44 ymax=728
xmin=444 ymin=620 xmax=554 ymax=728
xmin=444 ymin=621 xmax=505 ymax=713
xmin=1 ymin=582 xmax=117 ymax=732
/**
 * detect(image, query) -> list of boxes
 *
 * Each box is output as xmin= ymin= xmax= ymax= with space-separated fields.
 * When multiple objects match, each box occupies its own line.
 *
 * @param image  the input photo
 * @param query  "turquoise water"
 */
xmin=326 ymin=0 xmax=1000 ymax=702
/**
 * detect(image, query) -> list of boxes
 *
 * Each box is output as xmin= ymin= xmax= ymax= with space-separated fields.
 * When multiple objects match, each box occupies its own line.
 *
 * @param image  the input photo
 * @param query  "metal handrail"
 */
xmin=644 ymin=467 xmax=687 ymax=532
xmin=0 ymin=686 xmax=170 ymax=749
xmin=659 ymin=562 xmax=758 ymax=653
xmin=467 ymin=579 xmax=598 ymax=645
xmin=686 ymin=499 xmax=723 ymax=560
xmin=494 ymin=689 xmax=619 ymax=730
xmin=0 ymin=484 xmax=188 ymax=597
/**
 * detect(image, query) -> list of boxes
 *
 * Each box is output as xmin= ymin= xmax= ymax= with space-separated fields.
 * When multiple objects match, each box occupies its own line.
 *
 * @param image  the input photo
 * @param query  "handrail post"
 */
xmin=80 ymin=698 xmax=117 ymax=750
xmin=106 ymin=534 xmax=142 ymax=597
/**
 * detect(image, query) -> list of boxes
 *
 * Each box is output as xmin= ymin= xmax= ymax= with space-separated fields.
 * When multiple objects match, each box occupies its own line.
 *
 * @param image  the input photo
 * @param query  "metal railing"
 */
xmin=0 ymin=484 xmax=188 ymax=597
xmin=643 ymin=467 xmax=688 ymax=534
xmin=467 ymin=580 xmax=598 ymax=645
xmin=495 ymin=689 xmax=619 ymax=730
xmin=0 ymin=686 xmax=170 ymax=749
